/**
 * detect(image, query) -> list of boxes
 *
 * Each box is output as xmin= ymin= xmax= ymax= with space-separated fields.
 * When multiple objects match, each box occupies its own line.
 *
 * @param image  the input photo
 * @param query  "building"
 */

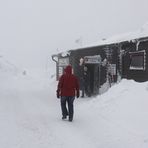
xmin=52 ymin=35 xmax=148 ymax=97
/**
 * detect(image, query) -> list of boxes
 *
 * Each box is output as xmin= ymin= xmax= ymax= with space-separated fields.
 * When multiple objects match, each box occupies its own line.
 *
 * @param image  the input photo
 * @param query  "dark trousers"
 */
xmin=61 ymin=96 xmax=75 ymax=119
xmin=82 ymin=82 xmax=91 ymax=97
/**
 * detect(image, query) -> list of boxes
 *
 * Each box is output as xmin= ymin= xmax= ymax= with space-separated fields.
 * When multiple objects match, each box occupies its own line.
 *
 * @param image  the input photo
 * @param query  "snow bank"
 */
xmin=76 ymin=79 xmax=148 ymax=148
xmin=1 ymin=58 xmax=148 ymax=148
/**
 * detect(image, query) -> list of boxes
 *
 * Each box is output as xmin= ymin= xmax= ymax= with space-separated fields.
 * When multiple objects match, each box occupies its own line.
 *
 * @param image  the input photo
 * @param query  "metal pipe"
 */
xmin=51 ymin=55 xmax=59 ymax=80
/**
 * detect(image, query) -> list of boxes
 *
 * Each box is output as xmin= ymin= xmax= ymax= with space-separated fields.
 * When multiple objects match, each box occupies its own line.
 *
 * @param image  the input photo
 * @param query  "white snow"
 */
xmin=54 ymin=22 xmax=148 ymax=54
xmin=0 ymin=56 xmax=20 ymax=76
xmin=90 ymin=21 xmax=148 ymax=47
xmin=1 ymin=57 xmax=148 ymax=148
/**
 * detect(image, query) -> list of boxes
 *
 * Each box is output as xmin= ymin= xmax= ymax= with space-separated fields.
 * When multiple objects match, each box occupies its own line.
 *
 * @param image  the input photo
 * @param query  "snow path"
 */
xmin=0 ymin=76 xmax=95 ymax=148
xmin=1 ymin=76 xmax=148 ymax=148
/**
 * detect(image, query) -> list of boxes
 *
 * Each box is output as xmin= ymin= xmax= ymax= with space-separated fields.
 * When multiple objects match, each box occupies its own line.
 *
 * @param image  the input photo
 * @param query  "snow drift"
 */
xmin=77 ymin=79 xmax=148 ymax=148
xmin=1 ymin=63 xmax=148 ymax=148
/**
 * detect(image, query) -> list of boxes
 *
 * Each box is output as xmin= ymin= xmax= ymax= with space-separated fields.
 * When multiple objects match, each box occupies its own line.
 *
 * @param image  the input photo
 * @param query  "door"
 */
xmin=84 ymin=64 xmax=100 ymax=96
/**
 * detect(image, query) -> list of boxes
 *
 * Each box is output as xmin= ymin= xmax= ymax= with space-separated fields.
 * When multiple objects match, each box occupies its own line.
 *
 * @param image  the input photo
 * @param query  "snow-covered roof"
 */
xmin=72 ymin=22 xmax=148 ymax=51
xmin=53 ymin=22 xmax=148 ymax=56
xmin=103 ymin=22 xmax=148 ymax=44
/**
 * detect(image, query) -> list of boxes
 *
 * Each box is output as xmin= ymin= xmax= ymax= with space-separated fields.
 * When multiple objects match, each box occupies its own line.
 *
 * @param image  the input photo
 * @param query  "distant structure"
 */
xmin=52 ymin=35 xmax=148 ymax=97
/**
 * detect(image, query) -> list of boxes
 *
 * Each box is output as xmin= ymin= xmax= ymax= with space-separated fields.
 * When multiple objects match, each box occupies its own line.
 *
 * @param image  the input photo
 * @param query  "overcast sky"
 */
xmin=0 ymin=0 xmax=148 ymax=70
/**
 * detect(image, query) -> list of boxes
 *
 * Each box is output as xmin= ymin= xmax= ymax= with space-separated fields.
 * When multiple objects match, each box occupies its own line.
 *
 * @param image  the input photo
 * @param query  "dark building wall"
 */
xmin=69 ymin=45 xmax=107 ymax=88
xmin=121 ymin=41 xmax=136 ymax=78
xmin=69 ymin=37 xmax=148 ymax=85
xmin=106 ymin=45 xmax=119 ymax=82
xmin=68 ymin=44 xmax=120 ymax=93
xmin=121 ymin=38 xmax=148 ymax=82
xmin=54 ymin=36 xmax=148 ymax=96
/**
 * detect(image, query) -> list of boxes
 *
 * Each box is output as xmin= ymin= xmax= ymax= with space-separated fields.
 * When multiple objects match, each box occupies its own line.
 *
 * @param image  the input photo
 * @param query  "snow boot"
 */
xmin=62 ymin=116 xmax=67 ymax=120
xmin=69 ymin=118 xmax=73 ymax=122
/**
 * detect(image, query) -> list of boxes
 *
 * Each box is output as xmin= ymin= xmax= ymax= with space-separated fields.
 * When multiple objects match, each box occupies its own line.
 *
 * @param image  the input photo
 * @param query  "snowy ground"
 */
xmin=1 ymin=69 xmax=148 ymax=148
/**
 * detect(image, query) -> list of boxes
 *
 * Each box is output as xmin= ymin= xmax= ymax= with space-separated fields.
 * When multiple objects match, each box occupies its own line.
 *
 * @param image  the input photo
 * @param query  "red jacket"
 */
xmin=57 ymin=65 xmax=79 ymax=97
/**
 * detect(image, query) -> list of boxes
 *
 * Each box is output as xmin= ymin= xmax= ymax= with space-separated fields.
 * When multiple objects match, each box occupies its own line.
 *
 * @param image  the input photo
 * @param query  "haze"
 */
xmin=0 ymin=0 xmax=148 ymax=71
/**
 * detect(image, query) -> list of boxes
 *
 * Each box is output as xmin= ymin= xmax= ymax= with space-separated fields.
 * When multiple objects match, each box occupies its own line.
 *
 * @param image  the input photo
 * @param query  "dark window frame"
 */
xmin=129 ymin=50 xmax=146 ymax=71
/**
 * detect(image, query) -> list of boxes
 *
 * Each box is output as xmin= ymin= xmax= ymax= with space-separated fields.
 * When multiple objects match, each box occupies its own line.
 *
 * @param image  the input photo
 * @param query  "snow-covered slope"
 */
xmin=77 ymin=79 xmax=148 ymax=148
xmin=0 ymin=65 xmax=148 ymax=148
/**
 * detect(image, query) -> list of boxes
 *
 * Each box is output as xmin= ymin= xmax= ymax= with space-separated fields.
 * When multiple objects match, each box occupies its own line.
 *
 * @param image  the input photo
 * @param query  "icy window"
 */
xmin=129 ymin=50 xmax=146 ymax=70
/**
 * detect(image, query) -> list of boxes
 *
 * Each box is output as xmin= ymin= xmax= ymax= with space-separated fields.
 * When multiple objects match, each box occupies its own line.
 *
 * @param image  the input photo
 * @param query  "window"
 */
xmin=129 ymin=50 xmax=146 ymax=70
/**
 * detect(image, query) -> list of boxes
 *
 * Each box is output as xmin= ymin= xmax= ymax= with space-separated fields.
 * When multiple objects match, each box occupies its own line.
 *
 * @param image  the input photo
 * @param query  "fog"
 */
xmin=0 ymin=0 xmax=148 ymax=70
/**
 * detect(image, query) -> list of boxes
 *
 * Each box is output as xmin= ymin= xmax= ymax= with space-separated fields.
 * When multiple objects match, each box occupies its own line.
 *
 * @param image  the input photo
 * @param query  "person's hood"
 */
xmin=65 ymin=65 xmax=72 ymax=75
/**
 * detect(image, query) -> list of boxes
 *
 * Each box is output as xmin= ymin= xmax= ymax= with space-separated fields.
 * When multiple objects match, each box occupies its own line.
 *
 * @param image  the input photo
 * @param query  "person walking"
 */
xmin=56 ymin=65 xmax=80 ymax=122
xmin=81 ymin=65 xmax=91 ymax=97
